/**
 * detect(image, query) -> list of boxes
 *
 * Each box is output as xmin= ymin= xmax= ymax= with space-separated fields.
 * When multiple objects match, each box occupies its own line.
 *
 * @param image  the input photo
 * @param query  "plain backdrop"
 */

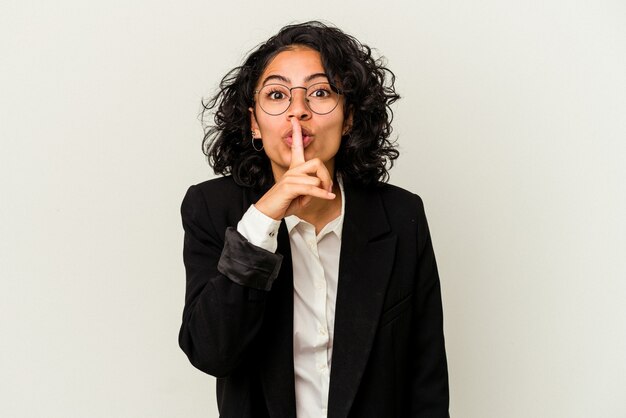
xmin=1 ymin=0 xmax=625 ymax=417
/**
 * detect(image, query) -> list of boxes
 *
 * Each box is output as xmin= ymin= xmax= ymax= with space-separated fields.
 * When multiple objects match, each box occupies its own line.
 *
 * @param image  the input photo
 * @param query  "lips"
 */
xmin=283 ymin=127 xmax=314 ymax=147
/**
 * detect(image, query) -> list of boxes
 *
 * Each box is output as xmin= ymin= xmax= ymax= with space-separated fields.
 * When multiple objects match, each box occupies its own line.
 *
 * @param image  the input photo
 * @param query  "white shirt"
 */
xmin=237 ymin=182 xmax=345 ymax=418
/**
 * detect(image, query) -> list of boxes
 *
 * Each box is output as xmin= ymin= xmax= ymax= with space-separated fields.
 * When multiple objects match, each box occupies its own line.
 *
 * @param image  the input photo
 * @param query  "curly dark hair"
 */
xmin=201 ymin=21 xmax=400 ymax=190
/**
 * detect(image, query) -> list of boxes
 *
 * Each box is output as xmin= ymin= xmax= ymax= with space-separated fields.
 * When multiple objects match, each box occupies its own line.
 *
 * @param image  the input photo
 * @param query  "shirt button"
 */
xmin=315 ymin=280 xmax=323 ymax=290
xmin=268 ymin=231 xmax=275 ymax=237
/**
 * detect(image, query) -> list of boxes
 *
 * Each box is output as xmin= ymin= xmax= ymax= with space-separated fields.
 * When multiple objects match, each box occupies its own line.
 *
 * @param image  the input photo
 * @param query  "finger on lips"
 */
xmin=289 ymin=118 xmax=306 ymax=168
xmin=286 ymin=118 xmax=335 ymax=199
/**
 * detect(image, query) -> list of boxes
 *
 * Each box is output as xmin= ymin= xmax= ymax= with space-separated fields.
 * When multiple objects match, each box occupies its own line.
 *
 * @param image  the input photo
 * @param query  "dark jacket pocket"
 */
xmin=378 ymin=292 xmax=413 ymax=328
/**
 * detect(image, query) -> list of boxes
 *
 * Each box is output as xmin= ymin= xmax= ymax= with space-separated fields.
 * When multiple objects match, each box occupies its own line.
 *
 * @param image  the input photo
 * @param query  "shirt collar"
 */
xmin=284 ymin=178 xmax=345 ymax=239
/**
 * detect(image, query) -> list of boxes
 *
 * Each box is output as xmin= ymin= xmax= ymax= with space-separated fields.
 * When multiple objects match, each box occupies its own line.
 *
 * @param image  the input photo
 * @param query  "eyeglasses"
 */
xmin=253 ymin=82 xmax=342 ymax=116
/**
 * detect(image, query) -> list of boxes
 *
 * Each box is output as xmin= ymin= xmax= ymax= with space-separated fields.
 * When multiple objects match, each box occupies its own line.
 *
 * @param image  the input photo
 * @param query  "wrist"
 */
xmin=254 ymin=199 xmax=284 ymax=221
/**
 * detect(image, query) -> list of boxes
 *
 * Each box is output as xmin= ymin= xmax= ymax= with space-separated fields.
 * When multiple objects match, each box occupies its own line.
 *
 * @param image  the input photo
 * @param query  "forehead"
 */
xmin=259 ymin=46 xmax=326 ymax=84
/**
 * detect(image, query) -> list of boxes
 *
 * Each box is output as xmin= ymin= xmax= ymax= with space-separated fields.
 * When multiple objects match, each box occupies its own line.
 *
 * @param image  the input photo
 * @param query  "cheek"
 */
xmin=327 ymin=117 xmax=348 ymax=142
xmin=262 ymin=140 xmax=291 ymax=166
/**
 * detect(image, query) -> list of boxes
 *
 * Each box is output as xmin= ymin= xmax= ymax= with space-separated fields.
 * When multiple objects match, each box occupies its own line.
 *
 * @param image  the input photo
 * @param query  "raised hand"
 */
xmin=254 ymin=118 xmax=336 ymax=221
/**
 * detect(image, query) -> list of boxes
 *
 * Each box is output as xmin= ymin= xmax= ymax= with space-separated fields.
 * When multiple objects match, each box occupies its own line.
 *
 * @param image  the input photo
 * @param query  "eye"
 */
xmin=261 ymin=85 xmax=290 ymax=101
xmin=267 ymin=90 xmax=286 ymax=100
xmin=309 ymin=87 xmax=331 ymax=98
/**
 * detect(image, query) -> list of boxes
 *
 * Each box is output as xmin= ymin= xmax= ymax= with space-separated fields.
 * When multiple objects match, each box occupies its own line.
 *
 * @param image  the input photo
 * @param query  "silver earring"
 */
xmin=251 ymin=132 xmax=263 ymax=152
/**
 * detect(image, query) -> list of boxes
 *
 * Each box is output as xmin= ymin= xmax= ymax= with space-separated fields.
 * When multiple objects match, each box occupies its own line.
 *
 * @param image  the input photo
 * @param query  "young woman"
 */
xmin=179 ymin=21 xmax=449 ymax=418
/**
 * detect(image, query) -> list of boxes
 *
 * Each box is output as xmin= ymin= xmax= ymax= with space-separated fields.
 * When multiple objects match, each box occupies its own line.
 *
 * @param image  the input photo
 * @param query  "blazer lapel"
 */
xmin=259 ymin=223 xmax=297 ymax=418
xmin=327 ymin=184 xmax=398 ymax=418
xmin=245 ymin=186 xmax=297 ymax=418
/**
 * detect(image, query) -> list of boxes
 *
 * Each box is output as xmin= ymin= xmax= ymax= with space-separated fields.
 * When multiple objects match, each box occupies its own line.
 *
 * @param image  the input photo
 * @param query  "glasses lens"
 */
xmin=257 ymin=83 xmax=340 ymax=115
xmin=306 ymin=83 xmax=340 ymax=115
xmin=258 ymin=84 xmax=291 ymax=115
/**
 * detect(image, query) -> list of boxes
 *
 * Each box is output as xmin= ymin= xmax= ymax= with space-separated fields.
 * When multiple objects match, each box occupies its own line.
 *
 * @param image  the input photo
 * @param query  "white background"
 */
xmin=1 ymin=0 xmax=625 ymax=417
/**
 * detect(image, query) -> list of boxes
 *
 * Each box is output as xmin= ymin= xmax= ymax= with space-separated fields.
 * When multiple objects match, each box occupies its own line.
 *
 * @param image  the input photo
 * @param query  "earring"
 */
xmin=251 ymin=131 xmax=263 ymax=152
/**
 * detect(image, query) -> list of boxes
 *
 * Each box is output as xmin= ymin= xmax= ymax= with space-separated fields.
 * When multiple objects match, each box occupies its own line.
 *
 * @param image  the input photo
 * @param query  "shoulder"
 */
xmin=378 ymin=182 xmax=427 ymax=227
xmin=189 ymin=175 xmax=241 ymax=195
xmin=355 ymin=182 xmax=431 ymax=241
xmin=344 ymin=180 xmax=429 ymax=232
xmin=184 ymin=175 xmax=255 ymax=202
xmin=355 ymin=181 xmax=425 ymax=216
xmin=183 ymin=176 xmax=239 ymax=208
xmin=376 ymin=182 xmax=423 ymax=204
xmin=181 ymin=176 xmax=251 ymax=227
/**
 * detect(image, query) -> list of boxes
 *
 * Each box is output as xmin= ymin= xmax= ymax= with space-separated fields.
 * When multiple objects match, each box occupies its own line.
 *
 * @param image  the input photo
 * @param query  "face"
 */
xmin=250 ymin=46 xmax=351 ymax=180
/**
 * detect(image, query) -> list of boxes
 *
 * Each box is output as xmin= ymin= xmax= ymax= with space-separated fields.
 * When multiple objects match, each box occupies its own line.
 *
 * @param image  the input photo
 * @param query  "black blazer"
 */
xmin=179 ymin=176 xmax=449 ymax=418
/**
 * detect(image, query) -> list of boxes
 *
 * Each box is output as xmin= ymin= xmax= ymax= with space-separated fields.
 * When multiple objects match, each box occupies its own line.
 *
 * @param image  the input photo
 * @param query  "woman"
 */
xmin=179 ymin=21 xmax=449 ymax=418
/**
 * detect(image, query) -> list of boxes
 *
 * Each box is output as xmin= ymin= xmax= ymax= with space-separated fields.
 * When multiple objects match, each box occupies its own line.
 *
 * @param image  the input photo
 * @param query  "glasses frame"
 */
xmin=253 ymin=82 xmax=343 ymax=116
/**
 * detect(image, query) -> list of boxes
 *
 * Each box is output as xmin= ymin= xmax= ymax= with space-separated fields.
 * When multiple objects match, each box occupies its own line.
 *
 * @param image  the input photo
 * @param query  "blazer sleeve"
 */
xmin=178 ymin=184 xmax=283 ymax=377
xmin=409 ymin=194 xmax=450 ymax=417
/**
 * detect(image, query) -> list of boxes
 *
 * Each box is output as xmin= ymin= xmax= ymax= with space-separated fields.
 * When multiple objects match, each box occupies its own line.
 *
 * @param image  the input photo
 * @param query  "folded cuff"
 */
xmin=217 ymin=227 xmax=283 ymax=291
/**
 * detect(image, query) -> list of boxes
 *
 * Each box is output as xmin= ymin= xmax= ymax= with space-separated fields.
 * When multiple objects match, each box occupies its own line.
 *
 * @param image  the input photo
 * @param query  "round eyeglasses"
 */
xmin=254 ymin=82 xmax=342 ymax=116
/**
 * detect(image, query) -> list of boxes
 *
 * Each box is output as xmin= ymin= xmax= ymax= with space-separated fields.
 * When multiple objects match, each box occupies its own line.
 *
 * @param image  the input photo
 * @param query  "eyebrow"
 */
xmin=261 ymin=72 xmax=329 ymax=86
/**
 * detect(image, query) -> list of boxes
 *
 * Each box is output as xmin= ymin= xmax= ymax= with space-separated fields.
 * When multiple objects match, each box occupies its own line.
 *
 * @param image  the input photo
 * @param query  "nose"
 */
xmin=287 ymin=87 xmax=311 ymax=120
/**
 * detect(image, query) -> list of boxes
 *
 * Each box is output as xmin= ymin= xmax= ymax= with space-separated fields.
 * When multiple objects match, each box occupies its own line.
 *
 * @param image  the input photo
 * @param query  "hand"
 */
xmin=254 ymin=118 xmax=336 ymax=220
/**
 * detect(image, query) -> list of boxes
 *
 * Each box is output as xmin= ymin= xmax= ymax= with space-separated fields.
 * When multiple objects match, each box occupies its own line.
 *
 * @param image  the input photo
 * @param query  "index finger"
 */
xmin=289 ymin=118 xmax=306 ymax=168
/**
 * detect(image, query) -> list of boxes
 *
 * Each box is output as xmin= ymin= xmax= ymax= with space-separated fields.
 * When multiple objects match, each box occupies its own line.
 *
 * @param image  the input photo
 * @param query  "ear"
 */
xmin=342 ymin=108 xmax=354 ymax=136
xmin=249 ymin=107 xmax=260 ymax=138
